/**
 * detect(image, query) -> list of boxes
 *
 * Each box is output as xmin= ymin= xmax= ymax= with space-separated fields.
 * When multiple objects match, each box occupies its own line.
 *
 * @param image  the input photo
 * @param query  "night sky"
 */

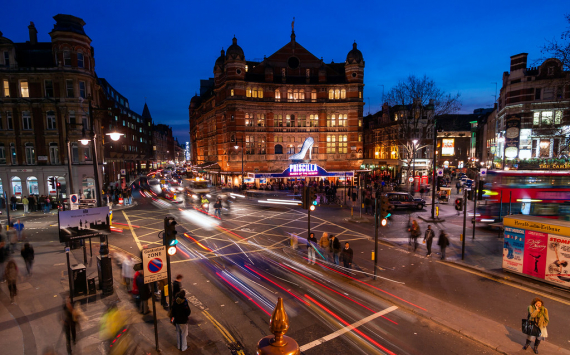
xmin=2 ymin=1 xmax=568 ymax=143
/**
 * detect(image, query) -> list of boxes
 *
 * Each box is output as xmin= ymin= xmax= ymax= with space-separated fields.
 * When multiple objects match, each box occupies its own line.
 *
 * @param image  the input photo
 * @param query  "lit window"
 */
xmin=63 ymin=51 xmax=71 ymax=66
xmin=327 ymin=114 xmax=337 ymax=127
xmin=245 ymin=113 xmax=253 ymax=127
xmin=555 ymin=111 xmax=562 ymax=124
xmin=359 ymin=91 xmax=362 ymax=99
xmin=328 ymin=89 xmax=333 ymax=99
xmin=46 ymin=111 xmax=56 ymax=130
xmin=274 ymin=114 xmax=283 ymax=127
xmin=275 ymin=89 xmax=281 ymax=102
xmin=287 ymin=89 xmax=293 ymax=101
xmin=533 ymin=112 xmax=540 ymax=126
xmin=341 ymin=89 xmax=346 ymax=99
xmin=257 ymin=87 xmax=263 ymax=98
xmin=257 ymin=113 xmax=265 ymax=127
xmin=77 ymin=52 xmax=84 ymax=68
xmin=311 ymin=90 xmax=317 ymax=102
xmin=245 ymin=135 xmax=254 ymax=154
xmin=20 ymin=80 xmax=29 ymax=98
xmin=358 ymin=134 xmax=362 ymax=142
xmin=285 ymin=114 xmax=291 ymax=127
xmin=542 ymin=111 xmax=552 ymax=125
xmin=246 ymin=87 xmax=252 ymax=97
xmin=257 ymin=136 xmax=266 ymax=154
xmin=310 ymin=114 xmax=318 ymax=127
xmin=66 ymin=80 xmax=74 ymax=98
xmin=245 ymin=65 xmax=248 ymax=72
xmin=230 ymin=89 xmax=234 ymax=96
xmin=3 ymin=79 xmax=9 ymax=97
xmin=338 ymin=114 xmax=347 ymax=127
xmin=22 ymin=111 xmax=32 ymax=130
xmin=334 ymin=89 xmax=340 ymax=99
xmin=326 ymin=135 xmax=336 ymax=153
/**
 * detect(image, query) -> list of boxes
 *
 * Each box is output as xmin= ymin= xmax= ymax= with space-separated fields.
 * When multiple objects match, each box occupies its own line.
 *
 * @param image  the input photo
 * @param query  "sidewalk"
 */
xmin=0 ymin=239 xmax=229 ymax=355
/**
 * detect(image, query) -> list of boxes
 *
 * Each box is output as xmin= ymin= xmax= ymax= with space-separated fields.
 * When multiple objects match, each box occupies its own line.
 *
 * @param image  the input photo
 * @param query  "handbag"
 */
xmin=522 ymin=316 xmax=541 ymax=337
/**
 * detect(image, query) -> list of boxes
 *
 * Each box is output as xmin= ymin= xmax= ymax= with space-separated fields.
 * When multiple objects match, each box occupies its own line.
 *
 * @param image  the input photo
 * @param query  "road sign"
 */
xmin=142 ymin=246 xmax=167 ymax=284
xmin=70 ymin=194 xmax=79 ymax=210
xmin=437 ymin=168 xmax=444 ymax=177
xmin=408 ymin=177 xmax=414 ymax=183
xmin=480 ymin=168 xmax=487 ymax=180
xmin=121 ymin=169 xmax=126 ymax=175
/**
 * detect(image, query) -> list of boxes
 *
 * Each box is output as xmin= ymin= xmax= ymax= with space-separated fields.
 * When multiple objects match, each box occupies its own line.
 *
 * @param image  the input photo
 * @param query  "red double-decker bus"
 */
xmin=476 ymin=170 xmax=570 ymax=223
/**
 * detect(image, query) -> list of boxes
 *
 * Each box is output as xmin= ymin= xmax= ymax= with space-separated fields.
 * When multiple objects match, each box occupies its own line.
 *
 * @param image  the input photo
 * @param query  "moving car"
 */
xmin=385 ymin=192 xmax=425 ymax=210
xmin=148 ymin=179 xmax=162 ymax=194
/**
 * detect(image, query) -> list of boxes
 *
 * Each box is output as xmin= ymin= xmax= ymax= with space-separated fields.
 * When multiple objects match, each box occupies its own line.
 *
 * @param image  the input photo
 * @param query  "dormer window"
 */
xmin=547 ymin=67 xmax=554 ymax=76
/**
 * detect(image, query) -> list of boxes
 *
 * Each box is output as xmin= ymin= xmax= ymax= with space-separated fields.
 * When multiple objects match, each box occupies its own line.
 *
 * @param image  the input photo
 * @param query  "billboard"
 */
xmin=58 ymin=206 xmax=110 ymax=243
xmin=504 ymin=115 xmax=521 ymax=158
xmin=441 ymin=139 xmax=454 ymax=156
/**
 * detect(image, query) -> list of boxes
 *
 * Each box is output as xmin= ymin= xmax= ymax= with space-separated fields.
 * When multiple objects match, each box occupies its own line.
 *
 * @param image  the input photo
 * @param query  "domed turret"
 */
xmin=226 ymin=36 xmax=245 ymax=61
xmin=214 ymin=48 xmax=225 ymax=70
xmin=190 ymin=94 xmax=202 ymax=109
xmin=0 ymin=31 xmax=14 ymax=45
xmin=346 ymin=42 xmax=363 ymax=65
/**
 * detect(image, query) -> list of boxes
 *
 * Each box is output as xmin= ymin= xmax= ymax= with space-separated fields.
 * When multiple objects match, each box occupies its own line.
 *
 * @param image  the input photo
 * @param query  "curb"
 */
xmin=417 ymin=216 xmax=446 ymax=223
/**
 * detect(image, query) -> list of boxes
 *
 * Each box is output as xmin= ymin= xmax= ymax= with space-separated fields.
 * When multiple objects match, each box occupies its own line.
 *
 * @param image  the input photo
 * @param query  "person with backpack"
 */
xmin=20 ymin=242 xmax=34 ymax=275
xmin=438 ymin=230 xmax=450 ymax=260
xmin=170 ymin=290 xmax=191 ymax=351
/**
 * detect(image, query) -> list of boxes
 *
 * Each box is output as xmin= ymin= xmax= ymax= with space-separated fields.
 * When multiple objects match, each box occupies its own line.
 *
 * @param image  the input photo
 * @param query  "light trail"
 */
xmin=216 ymin=272 xmax=271 ymax=316
xmin=183 ymin=233 xmax=213 ymax=252
xmin=305 ymin=294 xmax=397 ymax=355
xmin=244 ymin=265 xmax=307 ymax=305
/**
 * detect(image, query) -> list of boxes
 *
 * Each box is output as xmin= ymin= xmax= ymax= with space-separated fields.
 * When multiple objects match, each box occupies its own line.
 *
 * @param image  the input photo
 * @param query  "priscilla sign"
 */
xmin=503 ymin=215 xmax=570 ymax=289
xmin=254 ymin=163 xmax=354 ymax=179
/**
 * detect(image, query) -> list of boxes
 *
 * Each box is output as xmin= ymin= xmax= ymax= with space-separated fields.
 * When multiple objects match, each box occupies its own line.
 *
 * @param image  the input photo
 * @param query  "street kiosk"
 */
xmin=503 ymin=215 xmax=570 ymax=289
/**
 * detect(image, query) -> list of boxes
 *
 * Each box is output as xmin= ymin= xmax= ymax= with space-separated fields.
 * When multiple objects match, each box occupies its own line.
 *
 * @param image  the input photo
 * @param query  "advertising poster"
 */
xmin=58 ymin=206 xmax=110 ymax=243
xmin=522 ymin=230 xmax=548 ymax=278
xmin=504 ymin=115 xmax=521 ymax=158
xmin=442 ymin=139 xmax=454 ymax=156
xmin=503 ymin=227 xmax=525 ymax=273
xmin=545 ymin=234 xmax=570 ymax=289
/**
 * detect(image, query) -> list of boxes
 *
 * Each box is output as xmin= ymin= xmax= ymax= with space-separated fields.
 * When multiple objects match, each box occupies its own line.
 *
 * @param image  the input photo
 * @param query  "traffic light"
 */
xmin=164 ymin=217 xmax=178 ymax=256
xmin=455 ymin=198 xmax=463 ymax=211
xmin=49 ymin=177 xmax=55 ymax=190
xmin=477 ymin=180 xmax=485 ymax=200
xmin=379 ymin=194 xmax=391 ymax=226
xmin=301 ymin=186 xmax=307 ymax=210
xmin=308 ymin=187 xmax=317 ymax=211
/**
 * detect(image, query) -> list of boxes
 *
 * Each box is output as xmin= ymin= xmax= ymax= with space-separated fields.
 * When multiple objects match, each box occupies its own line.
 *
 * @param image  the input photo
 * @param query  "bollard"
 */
xmin=257 ymin=297 xmax=299 ymax=355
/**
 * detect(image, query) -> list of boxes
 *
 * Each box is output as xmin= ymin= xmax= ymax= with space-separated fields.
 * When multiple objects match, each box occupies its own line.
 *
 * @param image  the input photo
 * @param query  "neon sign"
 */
xmin=289 ymin=163 xmax=318 ymax=176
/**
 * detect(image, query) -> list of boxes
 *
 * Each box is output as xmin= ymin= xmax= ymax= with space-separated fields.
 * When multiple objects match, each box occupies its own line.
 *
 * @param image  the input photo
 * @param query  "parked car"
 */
xmin=385 ymin=192 xmax=426 ymax=210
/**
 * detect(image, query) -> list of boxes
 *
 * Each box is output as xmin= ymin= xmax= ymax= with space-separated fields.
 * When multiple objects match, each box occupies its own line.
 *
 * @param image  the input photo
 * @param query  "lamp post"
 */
xmin=412 ymin=139 xmax=418 ymax=194
xmin=234 ymin=138 xmax=244 ymax=190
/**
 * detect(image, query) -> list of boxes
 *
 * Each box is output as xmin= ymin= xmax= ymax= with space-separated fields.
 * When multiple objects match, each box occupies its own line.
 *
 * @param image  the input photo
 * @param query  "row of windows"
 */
xmin=532 ymin=110 xmax=563 ymax=126
xmin=273 ymin=114 xmax=320 ymax=128
xmin=0 ymin=142 xmax=90 ymax=165
xmin=2 ymin=79 xmax=88 ymax=99
xmin=238 ymin=87 xmax=356 ymax=101
xmin=0 ymin=110 xmax=88 ymax=131
xmin=61 ymin=50 xmax=88 ymax=68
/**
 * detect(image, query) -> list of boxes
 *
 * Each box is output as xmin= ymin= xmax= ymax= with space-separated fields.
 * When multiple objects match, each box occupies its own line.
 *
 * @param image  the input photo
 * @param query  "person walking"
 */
xmin=61 ymin=296 xmax=77 ymax=354
xmin=14 ymin=219 xmax=24 ymax=242
xmin=408 ymin=220 xmax=421 ymax=252
xmin=307 ymin=232 xmax=317 ymax=264
xmin=424 ymin=225 xmax=435 ymax=257
xmin=45 ymin=196 xmax=51 ymax=213
xmin=170 ymin=290 xmax=191 ymax=351
xmin=121 ymin=255 xmax=134 ymax=292
xmin=20 ymin=242 xmax=34 ymax=275
xmin=330 ymin=234 xmax=341 ymax=265
xmin=5 ymin=258 xmax=18 ymax=303
xmin=10 ymin=195 xmax=17 ymax=211
xmin=38 ymin=195 xmax=45 ymax=213
xmin=173 ymin=274 xmax=183 ymax=297
xmin=213 ymin=198 xmax=223 ymax=219
xmin=318 ymin=232 xmax=330 ymax=262
xmin=523 ymin=297 xmax=549 ymax=353
xmin=340 ymin=242 xmax=354 ymax=269
xmin=30 ymin=194 xmax=37 ymax=212
xmin=136 ymin=271 xmax=151 ymax=314
xmin=437 ymin=230 xmax=450 ymax=260
xmin=456 ymin=181 xmax=461 ymax=195
xmin=22 ymin=196 xmax=29 ymax=214
xmin=8 ymin=225 xmax=17 ymax=254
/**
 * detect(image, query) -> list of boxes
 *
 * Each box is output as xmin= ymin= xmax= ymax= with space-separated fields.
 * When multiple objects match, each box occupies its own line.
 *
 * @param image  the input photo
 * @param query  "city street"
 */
xmin=2 ymin=187 xmax=569 ymax=355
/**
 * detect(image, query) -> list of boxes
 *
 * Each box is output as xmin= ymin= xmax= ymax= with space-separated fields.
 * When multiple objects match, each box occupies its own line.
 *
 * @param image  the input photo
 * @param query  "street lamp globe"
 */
xmin=412 ymin=139 xmax=418 ymax=145
xmin=234 ymin=145 xmax=239 ymax=150
xmin=79 ymin=138 xmax=90 ymax=145
xmin=106 ymin=132 xmax=122 ymax=141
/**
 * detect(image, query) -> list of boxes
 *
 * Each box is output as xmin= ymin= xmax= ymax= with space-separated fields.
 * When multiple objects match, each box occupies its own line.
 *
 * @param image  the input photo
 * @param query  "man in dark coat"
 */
xmin=173 ymin=274 xmax=183 ymax=297
xmin=437 ymin=231 xmax=450 ymax=260
xmin=135 ymin=272 xmax=151 ymax=314
xmin=340 ymin=242 xmax=353 ymax=269
xmin=330 ymin=235 xmax=341 ymax=265
xmin=170 ymin=290 xmax=191 ymax=351
xmin=424 ymin=225 xmax=435 ymax=257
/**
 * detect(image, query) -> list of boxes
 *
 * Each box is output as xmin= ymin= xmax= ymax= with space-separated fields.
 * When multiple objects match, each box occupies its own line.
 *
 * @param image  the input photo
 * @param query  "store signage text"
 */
xmin=289 ymin=163 xmax=318 ymax=176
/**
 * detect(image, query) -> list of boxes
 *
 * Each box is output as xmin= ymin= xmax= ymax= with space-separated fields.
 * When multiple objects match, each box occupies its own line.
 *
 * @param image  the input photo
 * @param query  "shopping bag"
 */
xmin=522 ymin=318 xmax=541 ymax=337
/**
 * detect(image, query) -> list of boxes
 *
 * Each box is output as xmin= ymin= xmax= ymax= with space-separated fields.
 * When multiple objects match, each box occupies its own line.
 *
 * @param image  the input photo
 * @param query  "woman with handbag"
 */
xmin=523 ymin=297 xmax=549 ymax=353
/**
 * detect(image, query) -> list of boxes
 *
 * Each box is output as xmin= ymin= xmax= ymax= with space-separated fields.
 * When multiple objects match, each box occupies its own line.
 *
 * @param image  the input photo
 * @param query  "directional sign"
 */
xmin=142 ymin=246 xmax=167 ymax=284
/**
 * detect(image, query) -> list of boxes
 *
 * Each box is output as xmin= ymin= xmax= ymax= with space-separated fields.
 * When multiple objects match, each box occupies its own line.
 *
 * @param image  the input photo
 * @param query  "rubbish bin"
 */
xmin=97 ymin=255 xmax=114 ymax=296
xmin=71 ymin=263 xmax=87 ymax=297
xmin=88 ymin=277 xmax=96 ymax=295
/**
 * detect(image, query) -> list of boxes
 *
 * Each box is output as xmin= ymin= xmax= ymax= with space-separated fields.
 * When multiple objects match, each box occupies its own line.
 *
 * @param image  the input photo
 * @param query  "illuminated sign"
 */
xmin=442 ymin=139 xmax=455 ymax=156
xmin=289 ymin=163 xmax=318 ymax=176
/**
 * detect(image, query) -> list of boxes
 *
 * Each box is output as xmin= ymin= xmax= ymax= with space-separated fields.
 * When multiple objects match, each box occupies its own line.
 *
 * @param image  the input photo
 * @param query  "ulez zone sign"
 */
xmin=142 ymin=246 xmax=167 ymax=284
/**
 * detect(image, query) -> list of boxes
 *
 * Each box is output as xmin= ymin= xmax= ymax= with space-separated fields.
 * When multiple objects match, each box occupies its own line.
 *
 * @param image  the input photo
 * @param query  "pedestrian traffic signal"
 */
xmin=308 ymin=187 xmax=317 ymax=211
xmin=163 ymin=217 xmax=178 ymax=255
xmin=455 ymin=198 xmax=463 ymax=211
xmin=379 ymin=194 xmax=391 ymax=227
xmin=49 ymin=177 xmax=55 ymax=190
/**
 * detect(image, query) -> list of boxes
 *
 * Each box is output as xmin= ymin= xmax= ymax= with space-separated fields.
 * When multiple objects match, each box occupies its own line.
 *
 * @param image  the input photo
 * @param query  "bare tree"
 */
xmin=540 ymin=14 xmax=570 ymax=70
xmin=385 ymin=75 xmax=461 ymax=173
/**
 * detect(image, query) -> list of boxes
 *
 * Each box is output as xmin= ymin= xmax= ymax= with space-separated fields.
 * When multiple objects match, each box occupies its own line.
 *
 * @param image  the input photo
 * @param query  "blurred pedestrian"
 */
xmin=523 ymin=297 xmax=549 ymax=353
xmin=14 ymin=219 xmax=24 ymax=241
xmin=8 ymin=225 xmax=17 ymax=254
xmin=214 ymin=198 xmax=222 ymax=219
xmin=61 ymin=296 xmax=77 ymax=354
xmin=330 ymin=234 xmax=341 ymax=265
xmin=20 ymin=242 xmax=34 ymax=275
xmin=30 ymin=195 xmax=37 ymax=212
xmin=136 ymin=271 xmax=151 ymax=314
xmin=307 ymin=232 xmax=317 ymax=264
xmin=5 ymin=258 xmax=18 ymax=303
xmin=291 ymin=233 xmax=298 ymax=250
xmin=10 ymin=195 xmax=17 ymax=211
xmin=0 ymin=234 xmax=6 ymax=282
xmin=22 ymin=196 xmax=29 ymax=214
xmin=170 ymin=290 xmax=191 ymax=351
xmin=456 ymin=181 xmax=461 ymax=195
xmin=437 ymin=231 xmax=450 ymax=260
xmin=121 ymin=255 xmax=134 ymax=292
xmin=424 ymin=225 xmax=435 ymax=257
xmin=318 ymin=232 xmax=330 ymax=262
xmin=408 ymin=220 xmax=421 ymax=252
xmin=173 ymin=274 xmax=183 ymax=297
xmin=341 ymin=242 xmax=353 ymax=269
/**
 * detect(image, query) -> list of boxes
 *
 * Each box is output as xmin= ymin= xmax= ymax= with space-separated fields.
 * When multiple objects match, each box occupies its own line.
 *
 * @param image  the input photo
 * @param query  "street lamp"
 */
xmin=412 ymin=139 xmax=418 ymax=194
xmin=234 ymin=139 xmax=244 ymax=190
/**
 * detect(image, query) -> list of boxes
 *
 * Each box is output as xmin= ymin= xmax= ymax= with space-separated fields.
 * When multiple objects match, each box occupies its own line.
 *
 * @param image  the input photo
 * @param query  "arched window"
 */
xmin=328 ymin=89 xmax=334 ymax=99
xmin=287 ymin=89 xmax=293 ymax=101
xmin=275 ymin=145 xmax=283 ymax=155
xmin=334 ymin=89 xmax=340 ymax=100
xmin=275 ymin=89 xmax=281 ymax=102
xmin=11 ymin=176 xmax=22 ymax=198
xmin=26 ymin=176 xmax=39 ymax=195
xmin=246 ymin=87 xmax=252 ymax=97
xmin=341 ymin=89 xmax=346 ymax=99
xmin=257 ymin=87 xmax=263 ymax=98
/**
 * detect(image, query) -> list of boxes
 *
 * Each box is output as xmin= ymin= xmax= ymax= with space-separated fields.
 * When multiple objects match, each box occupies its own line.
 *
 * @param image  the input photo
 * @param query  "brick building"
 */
xmin=153 ymin=123 xmax=175 ymax=167
xmin=0 ymin=15 xmax=103 ymax=200
xmin=189 ymin=29 xmax=364 ymax=186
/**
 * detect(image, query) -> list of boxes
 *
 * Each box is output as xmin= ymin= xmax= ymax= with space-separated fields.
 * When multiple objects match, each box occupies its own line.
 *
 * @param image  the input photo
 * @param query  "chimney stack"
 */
xmin=28 ymin=22 xmax=37 ymax=45
xmin=510 ymin=53 xmax=528 ymax=72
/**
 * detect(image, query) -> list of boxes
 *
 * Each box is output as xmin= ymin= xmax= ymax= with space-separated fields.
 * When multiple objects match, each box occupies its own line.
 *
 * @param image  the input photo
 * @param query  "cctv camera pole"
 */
xmin=373 ymin=198 xmax=379 ymax=280
xmin=462 ymin=188 xmax=467 ymax=260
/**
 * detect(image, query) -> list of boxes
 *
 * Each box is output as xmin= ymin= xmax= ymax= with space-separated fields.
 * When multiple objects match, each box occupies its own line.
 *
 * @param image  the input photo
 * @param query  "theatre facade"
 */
xmin=189 ymin=28 xmax=364 ymax=186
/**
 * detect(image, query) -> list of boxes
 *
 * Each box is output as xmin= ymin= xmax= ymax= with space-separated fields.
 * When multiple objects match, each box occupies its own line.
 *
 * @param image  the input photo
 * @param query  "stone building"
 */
xmin=189 ymin=29 xmax=364 ymax=186
xmin=153 ymin=123 xmax=175 ymax=167
xmin=0 ymin=15 xmax=102 ymax=200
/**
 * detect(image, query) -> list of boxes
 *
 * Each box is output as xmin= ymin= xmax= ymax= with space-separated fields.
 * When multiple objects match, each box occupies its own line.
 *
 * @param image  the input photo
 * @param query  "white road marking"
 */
xmin=299 ymin=305 xmax=398 ymax=352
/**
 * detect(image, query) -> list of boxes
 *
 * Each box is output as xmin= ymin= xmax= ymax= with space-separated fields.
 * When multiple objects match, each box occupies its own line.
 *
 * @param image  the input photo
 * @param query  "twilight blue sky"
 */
xmin=2 ymin=0 xmax=568 ymax=143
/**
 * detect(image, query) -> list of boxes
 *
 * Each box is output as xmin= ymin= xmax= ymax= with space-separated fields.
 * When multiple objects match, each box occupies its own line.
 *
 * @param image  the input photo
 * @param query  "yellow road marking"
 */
xmin=202 ymin=310 xmax=237 ymax=344
xmin=122 ymin=210 xmax=142 ymax=251
xmin=171 ymin=246 xmax=283 ymax=263
xmin=441 ymin=261 xmax=570 ymax=306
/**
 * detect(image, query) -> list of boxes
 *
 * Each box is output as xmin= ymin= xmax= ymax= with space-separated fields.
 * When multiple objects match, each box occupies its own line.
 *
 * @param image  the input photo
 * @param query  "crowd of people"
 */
xmin=103 ymin=186 xmax=133 ymax=206
xmin=9 ymin=194 xmax=55 ymax=214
